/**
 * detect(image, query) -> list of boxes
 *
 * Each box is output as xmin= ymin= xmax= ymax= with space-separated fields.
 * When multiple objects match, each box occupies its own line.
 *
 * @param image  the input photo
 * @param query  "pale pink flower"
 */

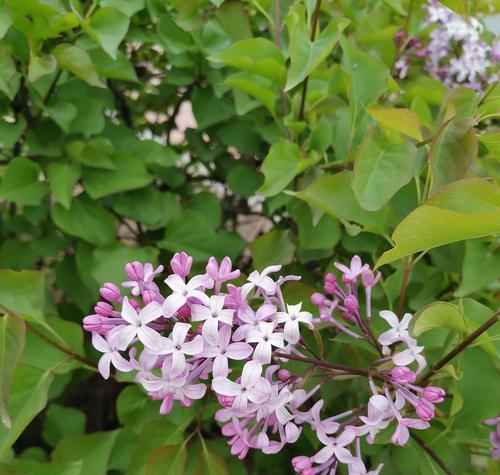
xmin=92 ymin=332 xmax=131 ymax=379
xmin=378 ymin=311 xmax=413 ymax=345
xmin=313 ymin=427 xmax=356 ymax=464
xmin=191 ymin=295 xmax=234 ymax=345
xmin=242 ymin=265 xmax=281 ymax=296
xmin=246 ymin=321 xmax=285 ymax=364
xmin=334 ymin=255 xmax=369 ymax=282
xmin=275 ymin=302 xmax=313 ymax=344
xmin=162 ymin=273 xmax=212 ymax=317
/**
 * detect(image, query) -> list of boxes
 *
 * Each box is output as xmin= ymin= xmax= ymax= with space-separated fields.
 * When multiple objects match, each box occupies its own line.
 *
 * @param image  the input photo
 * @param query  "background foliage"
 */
xmin=0 ymin=0 xmax=498 ymax=474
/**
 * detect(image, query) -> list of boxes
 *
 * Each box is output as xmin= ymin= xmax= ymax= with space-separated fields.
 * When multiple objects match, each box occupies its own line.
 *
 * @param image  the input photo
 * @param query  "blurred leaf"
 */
xmin=87 ymin=7 xmax=129 ymax=59
xmin=146 ymin=445 xmax=187 ymax=475
xmin=227 ymin=163 xmax=263 ymax=198
xmin=53 ymin=44 xmax=105 ymax=88
xmin=250 ymin=229 xmax=295 ymax=270
xmin=215 ymin=1 xmax=252 ymax=41
xmin=429 ymin=117 xmax=478 ymax=194
xmin=454 ymin=240 xmax=500 ymax=297
xmin=0 ymin=365 xmax=54 ymax=459
xmin=292 ymin=171 xmax=390 ymax=236
xmin=352 ymin=128 xmax=418 ymax=211
xmin=0 ymin=314 xmax=25 ymax=429
xmin=209 ymin=38 xmax=286 ymax=87
xmin=43 ymin=403 xmax=86 ymax=447
xmin=0 ymin=5 xmax=12 ymax=38
xmin=47 ymin=162 xmax=80 ymax=209
xmin=225 ymin=72 xmax=276 ymax=114
xmin=194 ymin=446 xmax=230 ymax=475
xmin=367 ymin=108 xmax=422 ymax=141
xmin=0 ymin=47 xmax=19 ymax=100
xmin=51 ymin=194 xmax=118 ymax=246
xmin=0 ymin=157 xmax=48 ymax=206
xmin=285 ymin=12 xmax=349 ymax=91
xmin=376 ymin=179 xmax=500 ymax=267
xmin=412 ymin=301 xmax=466 ymax=337
xmin=28 ymin=54 xmax=57 ymax=82
xmin=52 ymin=430 xmax=120 ymax=475
xmin=99 ymin=0 xmax=145 ymax=16
xmin=0 ymin=118 xmax=26 ymax=149
xmin=478 ymin=130 xmax=500 ymax=158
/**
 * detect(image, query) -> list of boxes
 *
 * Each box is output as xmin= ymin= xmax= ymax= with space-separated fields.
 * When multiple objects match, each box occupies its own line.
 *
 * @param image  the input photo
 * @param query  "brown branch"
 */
xmin=107 ymin=79 xmax=133 ymax=128
xmin=298 ymin=0 xmax=322 ymax=121
xmin=411 ymin=433 xmax=455 ymax=475
xmin=418 ymin=309 xmax=500 ymax=385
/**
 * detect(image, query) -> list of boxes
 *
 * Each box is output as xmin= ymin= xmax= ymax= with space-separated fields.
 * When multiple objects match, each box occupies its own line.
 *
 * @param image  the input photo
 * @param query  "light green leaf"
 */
xmin=285 ymin=14 xmax=349 ymax=91
xmin=43 ymin=403 xmax=86 ymax=447
xmin=47 ymin=162 xmax=81 ymax=209
xmin=209 ymin=38 xmax=286 ymax=87
xmin=258 ymin=140 xmax=316 ymax=197
xmin=82 ymin=152 xmax=152 ymax=199
xmin=0 ymin=365 xmax=54 ymax=459
xmin=0 ymin=157 xmax=48 ymax=206
xmin=0 ymin=118 xmax=26 ymax=149
xmin=28 ymin=54 xmax=57 ymax=82
xmin=352 ymin=128 xmax=418 ymax=211
xmin=376 ymin=179 xmax=500 ymax=268
xmin=478 ymin=130 xmax=500 ymax=158
xmin=52 ymin=430 xmax=120 ymax=475
xmin=412 ymin=301 xmax=466 ymax=337
xmin=292 ymin=171 xmax=390 ymax=236
xmin=250 ymin=229 xmax=295 ymax=270
xmin=195 ymin=447 xmax=230 ymax=475
xmin=53 ymin=44 xmax=105 ymax=88
xmin=45 ymin=102 xmax=78 ymax=132
xmin=146 ymin=445 xmax=187 ymax=475
xmin=89 ymin=48 xmax=138 ymax=82
xmin=100 ymin=0 xmax=145 ymax=17
xmin=51 ymin=194 xmax=118 ymax=246
xmin=215 ymin=0 xmax=252 ymax=41
xmin=0 ymin=6 xmax=12 ymax=38
xmin=0 ymin=314 xmax=25 ymax=429
xmin=429 ymin=117 xmax=478 ymax=194
xmin=89 ymin=7 xmax=130 ymax=59
xmin=91 ymin=242 xmax=159 ymax=285
xmin=367 ymin=108 xmax=422 ymax=141
xmin=66 ymin=139 xmax=115 ymax=169
xmin=225 ymin=72 xmax=276 ymax=115
xmin=0 ymin=47 xmax=20 ymax=100
xmin=0 ymin=270 xmax=45 ymax=323
xmin=454 ymin=240 xmax=500 ymax=297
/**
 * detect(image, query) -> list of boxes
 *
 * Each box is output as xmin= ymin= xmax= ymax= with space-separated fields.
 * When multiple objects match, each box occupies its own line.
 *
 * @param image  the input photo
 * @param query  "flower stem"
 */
xmin=418 ymin=310 xmax=500 ymax=385
xmin=411 ymin=433 xmax=455 ymax=475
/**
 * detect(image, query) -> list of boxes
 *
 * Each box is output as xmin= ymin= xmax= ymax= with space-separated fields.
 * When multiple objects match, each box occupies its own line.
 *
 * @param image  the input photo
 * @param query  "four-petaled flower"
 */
xmin=242 ymin=265 xmax=281 ymax=296
xmin=246 ymin=321 xmax=285 ymax=364
xmin=378 ymin=311 xmax=413 ymax=345
xmin=393 ymin=339 xmax=427 ymax=373
xmin=313 ymin=427 xmax=356 ymax=464
xmin=191 ymin=295 xmax=234 ymax=345
xmin=110 ymin=297 xmax=164 ymax=351
xmin=276 ymin=302 xmax=313 ymax=344
xmin=92 ymin=332 xmax=131 ymax=379
xmin=162 ymin=274 xmax=213 ymax=317
xmin=212 ymin=360 xmax=269 ymax=410
xmin=334 ymin=255 xmax=369 ymax=282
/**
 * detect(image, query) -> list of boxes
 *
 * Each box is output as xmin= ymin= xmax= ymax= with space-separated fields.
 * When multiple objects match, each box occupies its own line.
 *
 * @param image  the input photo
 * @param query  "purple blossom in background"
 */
xmin=485 ymin=416 xmax=500 ymax=460
xmin=83 ymin=253 xmax=447 ymax=474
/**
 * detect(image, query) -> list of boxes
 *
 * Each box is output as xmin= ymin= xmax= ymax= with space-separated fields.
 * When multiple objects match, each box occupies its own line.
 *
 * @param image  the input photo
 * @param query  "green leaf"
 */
xmin=227 ymin=163 xmax=263 ymax=198
xmin=42 ymin=403 xmax=86 ymax=447
xmin=88 ymin=7 xmax=130 ymax=59
xmin=191 ymin=89 xmax=234 ymax=130
xmin=454 ymin=240 xmax=500 ymax=297
xmin=146 ymin=445 xmax=187 ymax=475
xmin=47 ymin=162 xmax=81 ymax=209
xmin=0 ymin=47 xmax=20 ymax=100
xmin=292 ymin=171 xmax=390 ymax=236
xmin=367 ymin=108 xmax=422 ymax=141
xmin=478 ymin=130 xmax=500 ymax=158
xmin=257 ymin=140 xmax=315 ymax=197
xmin=214 ymin=0 xmax=252 ymax=41
xmin=225 ymin=72 xmax=276 ymax=115
xmin=412 ymin=302 xmax=466 ymax=337
xmin=0 ymin=157 xmax=49 ymax=206
xmin=0 ymin=118 xmax=26 ymax=149
xmin=28 ymin=54 xmax=57 ymax=82
xmin=376 ymin=179 xmax=500 ymax=268
xmin=0 ymin=270 xmax=45 ymax=323
xmin=156 ymin=12 xmax=193 ymax=54
xmin=0 ymin=5 xmax=12 ymax=39
xmin=340 ymin=36 xmax=388 ymax=123
xmin=116 ymin=386 xmax=162 ymax=432
xmin=195 ymin=447 xmax=230 ymax=475
xmin=89 ymin=48 xmax=138 ymax=82
xmin=66 ymin=139 xmax=115 ymax=169
xmin=0 ymin=460 xmax=84 ymax=475
xmin=53 ymin=44 xmax=105 ymax=88
xmin=52 ymin=430 xmax=120 ymax=475
xmin=99 ymin=0 xmax=145 ymax=17
xmin=352 ymin=128 xmax=418 ymax=211
xmin=209 ymin=38 xmax=286 ymax=87
xmin=0 ymin=365 xmax=54 ymax=459
xmin=250 ymin=229 xmax=295 ymax=270
xmin=82 ymin=152 xmax=152 ymax=199
xmin=0 ymin=314 xmax=25 ymax=429
xmin=91 ymin=242 xmax=159 ymax=285
xmin=429 ymin=117 xmax=478 ymax=194
xmin=285 ymin=13 xmax=349 ymax=91
xmin=51 ymin=194 xmax=118 ymax=246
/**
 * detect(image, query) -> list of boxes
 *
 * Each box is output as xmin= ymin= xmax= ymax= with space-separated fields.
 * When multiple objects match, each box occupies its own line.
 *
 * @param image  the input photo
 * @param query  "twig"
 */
xmin=411 ymin=433 xmax=455 ymax=475
xmin=107 ymin=79 xmax=133 ymax=128
xmin=397 ymin=258 xmax=413 ymax=317
xmin=298 ymin=0 xmax=322 ymax=121
xmin=418 ymin=310 xmax=500 ymax=385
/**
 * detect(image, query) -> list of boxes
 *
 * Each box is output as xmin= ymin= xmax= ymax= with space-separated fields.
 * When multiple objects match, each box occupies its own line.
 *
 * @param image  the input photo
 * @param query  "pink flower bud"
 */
xmin=94 ymin=302 xmax=114 ymax=317
xmin=394 ymin=29 xmax=406 ymax=47
xmin=302 ymin=469 xmax=315 ymax=475
xmin=278 ymin=369 xmax=292 ymax=381
xmin=83 ymin=315 xmax=104 ymax=332
xmin=423 ymin=386 xmax=446 ymax=403
xmin=342 ymin=273 xmax=353 ymax=285
xmin=99 ymin=283 xmax=120 ymax=301
xmin=416 ymin=401 xmax=435 ymax=421
xmin=142 ymin=290 xmax=156 ymax=305
xmin=292 ymin=456 xmax=311 ymax=471
xmin=170 ymin=252 xmax=193 ymax=278
xmin=362 ymin=269 xmax=381 ymax=288
xmin=390 ymin=367 xmax=416 ymax=384
xmin=344 ymin=295 xmax=359 ymax=311
xmin=125 ymin=261 xmax=144 ymax=281
xmin=342 ymin=311 xmax=356 ymax=323
xmin=311 ymin=292 xmax=326 ymax=306
xmin=323 ymin=281 xmax=336 ymax=294
xmin=218 ymin=395 xmax=235 ymax=408
xmin=129 ymin=298 xmax=141 ymax=311
xmin=325 ymin=272 xmax=336 ymax=284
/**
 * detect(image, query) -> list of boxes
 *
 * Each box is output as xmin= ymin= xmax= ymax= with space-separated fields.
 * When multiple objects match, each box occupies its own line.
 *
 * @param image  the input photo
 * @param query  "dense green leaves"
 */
xmin=53 ymin=44 xmax=105 ymax=88
xmin=376 ymin=179 xmax=500 ymax=267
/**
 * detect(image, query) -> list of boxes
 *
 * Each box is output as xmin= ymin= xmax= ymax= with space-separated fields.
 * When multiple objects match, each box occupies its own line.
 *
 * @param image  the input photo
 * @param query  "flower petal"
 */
xmin=226 ymin=342 xmax=253 ymax=360
xmin=212 ymin=377 xmax=241 ymax=396
xmin=92 ymin=332 xmax=109 ymax=353
xmin=137 ymin=325 xmax=167 ymax=352
xmin=379 ymin=310 xmax=399 ymax=328
xmin=162 ymin=293 xmax=186 ymax=318
xmin=139 ymin=301 xmax=163 ymax=324
xmin=121 ymin=297 xmax=140 ymax=325
xmin=98 ymin=353 xmax=112 ymax=379
xmin=182 ymin=335 xmax=204 ymax=355
xmin=241 ymin=359 xmax=262 ymax=387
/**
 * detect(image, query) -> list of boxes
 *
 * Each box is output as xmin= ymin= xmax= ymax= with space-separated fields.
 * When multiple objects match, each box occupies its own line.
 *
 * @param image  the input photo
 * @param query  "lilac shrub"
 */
xmin=83 ymin=253 xmax=446 ymax=474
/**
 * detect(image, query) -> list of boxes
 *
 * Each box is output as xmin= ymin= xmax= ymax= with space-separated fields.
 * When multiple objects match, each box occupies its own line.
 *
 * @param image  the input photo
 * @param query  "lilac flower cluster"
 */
xmin=83 ymin=253 xmax=446 ymax=474
xmin=395 ymin=0 xmax=499 ymax=90
xmin=484 ymin=416 xmax=500 ymax=460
